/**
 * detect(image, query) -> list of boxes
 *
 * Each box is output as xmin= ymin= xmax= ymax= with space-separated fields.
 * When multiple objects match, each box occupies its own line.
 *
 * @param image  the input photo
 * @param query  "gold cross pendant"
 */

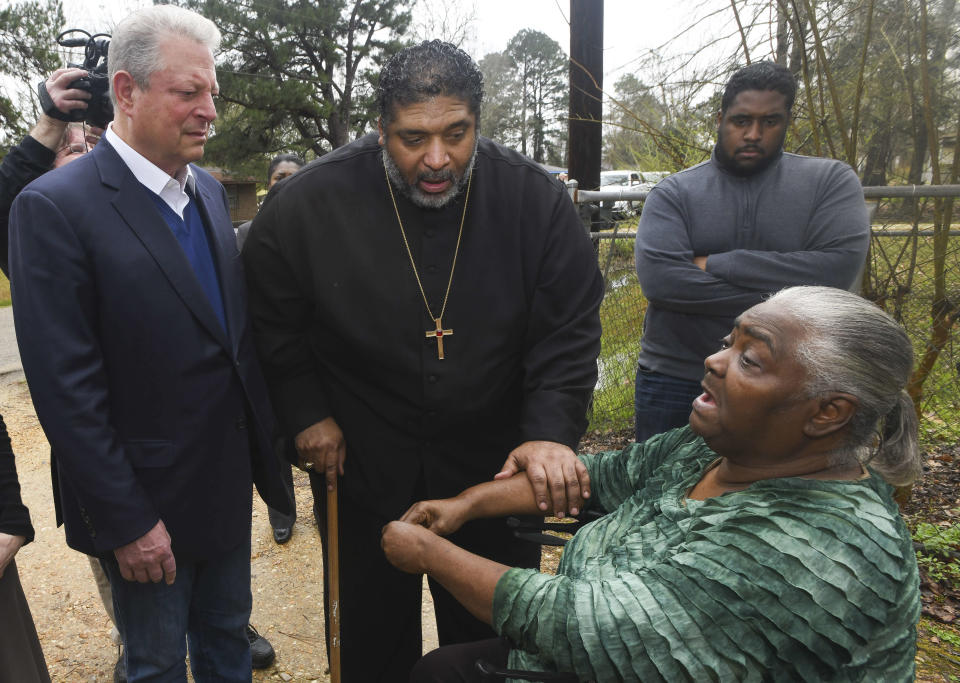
xmin=426 ymin=317 xmax=453 ymax=360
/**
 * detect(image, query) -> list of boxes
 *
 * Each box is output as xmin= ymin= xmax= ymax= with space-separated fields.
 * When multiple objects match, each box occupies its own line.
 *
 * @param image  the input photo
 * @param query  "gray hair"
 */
xmin=767 ymin=286 xmax=921 ymax=486
xmin=109 ymin=4 xmax=221 ymax=105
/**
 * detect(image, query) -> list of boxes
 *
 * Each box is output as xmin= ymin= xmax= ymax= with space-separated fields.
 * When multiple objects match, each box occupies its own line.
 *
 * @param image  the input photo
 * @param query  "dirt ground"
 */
xmin=901 ymin=440 xmax=960 ymax=681
xmin=2 ymin=367 xmax=439 ymax=681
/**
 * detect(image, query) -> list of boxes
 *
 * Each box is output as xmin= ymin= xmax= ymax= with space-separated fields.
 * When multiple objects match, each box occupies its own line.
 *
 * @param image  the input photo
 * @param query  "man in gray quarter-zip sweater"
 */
xmin=633 ymin=61 xmax=869 ymax=443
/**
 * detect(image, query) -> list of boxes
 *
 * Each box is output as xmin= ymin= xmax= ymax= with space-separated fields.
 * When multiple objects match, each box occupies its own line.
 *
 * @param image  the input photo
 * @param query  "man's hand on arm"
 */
xmin=0 ymin=532 xmax=25 ymax=579
xmin=693 ymin=255 xmax=708 ymax=271
xmin=294 ymin=416 xmax=346 ymax=491
xmin=496 ymin=440 xmax=589 ymax=518
xmin=113 ymin=519 xmax=176 ymax=585
xmin=29 ymin=68 xmax=90 ymax=150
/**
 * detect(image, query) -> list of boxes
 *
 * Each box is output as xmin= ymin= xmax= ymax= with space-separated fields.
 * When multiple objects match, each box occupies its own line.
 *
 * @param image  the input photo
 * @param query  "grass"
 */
xmin=913 ymin=519 xmax=960 ymax=596
xmin=864 ymin=232 xmax=960 ymax=445
xmin=0 ymin=272 xmax=9 ymax=307
xmin=917 ymin=618 xmax=960 ymax=679
xmin=590 ymin=231 xmax=645 ymax=431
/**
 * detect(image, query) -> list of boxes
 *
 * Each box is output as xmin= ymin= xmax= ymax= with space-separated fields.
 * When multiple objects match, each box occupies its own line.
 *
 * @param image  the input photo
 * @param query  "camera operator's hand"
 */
xmin=45 ymin=68 xmax=91 ymax=116
xmin=30 ymin=68 xmax=91 ymax=151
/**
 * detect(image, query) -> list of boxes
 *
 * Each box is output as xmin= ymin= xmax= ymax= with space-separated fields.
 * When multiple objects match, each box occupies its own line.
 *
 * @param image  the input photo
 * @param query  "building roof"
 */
xmin=198 ymin=166 xmax=258 ymax=184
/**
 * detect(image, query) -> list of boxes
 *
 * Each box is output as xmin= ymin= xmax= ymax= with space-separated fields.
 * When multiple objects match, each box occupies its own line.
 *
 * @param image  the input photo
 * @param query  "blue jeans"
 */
xmin=634 ymin=365 xmax=704 ymax=443
xmin=100 ymin=539 xmax=252 ymax=682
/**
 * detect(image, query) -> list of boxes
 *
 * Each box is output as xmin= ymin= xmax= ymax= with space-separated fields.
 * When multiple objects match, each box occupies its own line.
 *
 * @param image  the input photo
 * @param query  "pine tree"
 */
xmin=0 ymin=0 xmax=65 ymax=150
xmin=170 ymin=0 xmax=413 ymax=174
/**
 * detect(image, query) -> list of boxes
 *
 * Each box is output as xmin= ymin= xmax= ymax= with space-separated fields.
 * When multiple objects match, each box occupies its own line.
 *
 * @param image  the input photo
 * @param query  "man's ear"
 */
xmin=803 ymin=393 xmax=859 ymax=438
xmin=377 ymin=117 xmax=385 ymax=146
xmin=112 ymin=71 xmax=138 ymax=114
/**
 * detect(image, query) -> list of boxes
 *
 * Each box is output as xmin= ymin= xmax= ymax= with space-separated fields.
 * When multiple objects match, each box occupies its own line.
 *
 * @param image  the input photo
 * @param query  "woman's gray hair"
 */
xmin=768 ymin=286 xmax=922 ymax=486
xmin=109 ymin=4 xmax=221 ymax=104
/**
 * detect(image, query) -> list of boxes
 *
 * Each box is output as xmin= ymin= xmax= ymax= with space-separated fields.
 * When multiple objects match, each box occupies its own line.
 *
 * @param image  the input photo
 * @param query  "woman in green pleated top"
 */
xmin=382 ymin=286 xmax=922 ymax=682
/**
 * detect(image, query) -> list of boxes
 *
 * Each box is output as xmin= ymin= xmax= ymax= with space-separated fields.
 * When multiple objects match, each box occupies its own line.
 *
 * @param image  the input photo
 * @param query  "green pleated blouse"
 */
xmin=493 ymin=426 xmax=920 ymax=682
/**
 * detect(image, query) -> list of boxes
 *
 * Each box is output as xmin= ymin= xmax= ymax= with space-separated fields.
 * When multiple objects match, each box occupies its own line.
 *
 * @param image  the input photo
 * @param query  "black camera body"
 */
xmin=38 ymin=29 xmax=114 ymax=128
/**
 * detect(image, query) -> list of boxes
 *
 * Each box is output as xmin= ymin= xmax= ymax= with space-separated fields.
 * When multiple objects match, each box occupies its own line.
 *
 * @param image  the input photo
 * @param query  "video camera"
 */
xmin=38 ymin=29 xmax=113 ymax=128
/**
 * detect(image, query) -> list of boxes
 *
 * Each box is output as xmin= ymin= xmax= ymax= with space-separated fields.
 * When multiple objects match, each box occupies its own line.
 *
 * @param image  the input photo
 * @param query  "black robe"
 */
xmin=243 ymin=133 xmax=603 ymax=518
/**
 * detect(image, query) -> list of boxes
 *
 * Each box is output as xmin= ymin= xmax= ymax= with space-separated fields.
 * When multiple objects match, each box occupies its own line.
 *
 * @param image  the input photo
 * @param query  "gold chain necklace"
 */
xmin=384 ymin=162 xmax=473 ymax=360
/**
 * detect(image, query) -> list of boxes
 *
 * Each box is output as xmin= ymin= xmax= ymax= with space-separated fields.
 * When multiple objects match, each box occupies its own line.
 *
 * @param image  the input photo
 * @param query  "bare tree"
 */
xmin=409 ymin=0 xmax=476 ymax=47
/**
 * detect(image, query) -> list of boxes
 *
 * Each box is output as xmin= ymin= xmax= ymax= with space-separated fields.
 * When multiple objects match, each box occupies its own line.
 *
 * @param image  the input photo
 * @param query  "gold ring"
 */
xmin=303 ymin=461 xmax=314 ymax=470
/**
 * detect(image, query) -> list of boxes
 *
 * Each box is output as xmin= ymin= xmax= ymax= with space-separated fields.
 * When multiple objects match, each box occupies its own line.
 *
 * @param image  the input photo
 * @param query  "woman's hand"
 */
xmin=382 ymin=519 xmax=509 ymax=625
xmin=399 ymin=497 xmax=471 ymax=536
xmin=381 ymin=521 xmax=440 ymax=574
xmin=0 ymin=532 xmax=26 ymax=579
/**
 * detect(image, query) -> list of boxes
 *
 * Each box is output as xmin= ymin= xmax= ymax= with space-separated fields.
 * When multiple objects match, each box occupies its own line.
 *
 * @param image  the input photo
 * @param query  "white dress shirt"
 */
xmin=105 ymin=124 xmax=196 ymax=219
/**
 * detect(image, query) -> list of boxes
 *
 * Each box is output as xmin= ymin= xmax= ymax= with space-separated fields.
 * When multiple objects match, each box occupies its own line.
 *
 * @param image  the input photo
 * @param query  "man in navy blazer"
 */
xmin=8 ymin=6 xmax=290 ymax=680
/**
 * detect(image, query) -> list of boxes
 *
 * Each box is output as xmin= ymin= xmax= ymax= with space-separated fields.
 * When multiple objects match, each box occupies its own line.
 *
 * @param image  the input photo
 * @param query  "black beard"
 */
xmin=382 ymin=138 xmax=478 ymax=210
xmin=714 ymin=131 xmax=784 ymax=177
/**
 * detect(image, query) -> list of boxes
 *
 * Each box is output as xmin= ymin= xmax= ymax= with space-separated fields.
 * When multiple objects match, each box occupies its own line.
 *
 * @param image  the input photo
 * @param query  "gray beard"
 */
xmin=382 ymin=138 xmax=478 ymax=210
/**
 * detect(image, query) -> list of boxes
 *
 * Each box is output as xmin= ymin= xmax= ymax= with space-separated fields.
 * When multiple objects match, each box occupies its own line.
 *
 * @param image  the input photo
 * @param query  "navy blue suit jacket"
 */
xmin=8 ymin=138 xmax=290 ymax=558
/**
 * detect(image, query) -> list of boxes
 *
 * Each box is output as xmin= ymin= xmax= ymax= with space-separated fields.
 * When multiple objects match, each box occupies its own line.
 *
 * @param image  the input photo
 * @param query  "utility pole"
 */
xmin=568 ymin=0 xmax=603 ymax=193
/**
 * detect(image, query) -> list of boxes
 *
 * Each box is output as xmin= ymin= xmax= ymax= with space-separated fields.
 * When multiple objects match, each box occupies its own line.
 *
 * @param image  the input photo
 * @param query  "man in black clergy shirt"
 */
xmin=242 ymin=40 xmax=603 ymax=681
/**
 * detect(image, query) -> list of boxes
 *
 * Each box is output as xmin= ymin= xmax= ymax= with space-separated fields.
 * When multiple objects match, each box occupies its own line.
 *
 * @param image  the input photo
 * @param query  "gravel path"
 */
xmin=2 ymin=366 xmax=438 ymax=681
xmin=0 ymin=307 xmax=21 ymax=374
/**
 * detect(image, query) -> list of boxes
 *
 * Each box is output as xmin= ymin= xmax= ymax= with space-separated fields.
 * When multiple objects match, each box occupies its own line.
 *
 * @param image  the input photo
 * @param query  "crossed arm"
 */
xmin=636 ymin=169 xmax=869 ymax=319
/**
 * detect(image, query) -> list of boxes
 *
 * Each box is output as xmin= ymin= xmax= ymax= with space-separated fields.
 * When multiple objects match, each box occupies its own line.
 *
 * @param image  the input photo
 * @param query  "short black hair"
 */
xmin=377 ymin=40 xmax=484 ymax=126
xmin=267 ymin=153 xmax=304 ymax=180
xmin=721 ymin=61 xmax=797 ymax=114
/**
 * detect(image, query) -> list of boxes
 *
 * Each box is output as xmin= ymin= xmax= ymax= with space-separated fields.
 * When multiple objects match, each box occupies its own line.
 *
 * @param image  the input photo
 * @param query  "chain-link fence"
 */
xmin=578 ymin=185 xmax=960 ymax=447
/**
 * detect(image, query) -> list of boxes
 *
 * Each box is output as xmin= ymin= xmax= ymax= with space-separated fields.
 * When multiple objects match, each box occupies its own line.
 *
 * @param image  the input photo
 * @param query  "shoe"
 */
xmin=247 ymin=624 xmax=276 ymax=669
xmin=113 ymin=645 xmax=127 ymax=683
xmin=272 ymin=525 xmax=292 ymax=544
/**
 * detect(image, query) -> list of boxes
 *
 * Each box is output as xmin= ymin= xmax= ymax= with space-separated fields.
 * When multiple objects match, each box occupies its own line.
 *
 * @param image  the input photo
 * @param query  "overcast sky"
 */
xmin=466 ymin=0 xmax=697 ymax=81
xmin=55 ymin=0 xmax=706 ymax=83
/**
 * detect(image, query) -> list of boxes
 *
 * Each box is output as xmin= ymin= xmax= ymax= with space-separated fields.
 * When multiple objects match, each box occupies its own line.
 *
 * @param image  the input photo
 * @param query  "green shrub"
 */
xmin=914 ymin=520 xmax=960 ymax=586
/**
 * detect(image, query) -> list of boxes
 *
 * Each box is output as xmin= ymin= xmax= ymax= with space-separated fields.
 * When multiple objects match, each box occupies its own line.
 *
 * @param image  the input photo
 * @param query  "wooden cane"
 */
xmin=326 ymin=477 xmax=342 ymax=683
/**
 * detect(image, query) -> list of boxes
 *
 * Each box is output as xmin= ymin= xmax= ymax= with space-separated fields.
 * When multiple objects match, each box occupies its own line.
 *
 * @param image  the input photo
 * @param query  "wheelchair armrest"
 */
xmin=511 ymin=531 xmax=571 ymax=547
xmin=475 ymin=657 xmax=580 ymax=682
xmin=507 ymin=509 xmax=604 ymax=546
